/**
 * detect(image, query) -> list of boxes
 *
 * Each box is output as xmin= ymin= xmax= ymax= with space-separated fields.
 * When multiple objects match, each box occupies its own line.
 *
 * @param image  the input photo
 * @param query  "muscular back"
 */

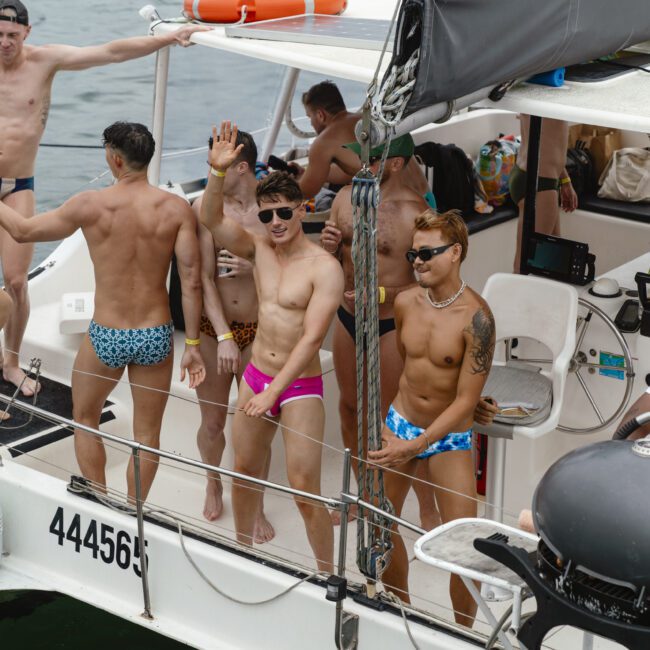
xmin=81 ymin=182 xmax=193 ymax=328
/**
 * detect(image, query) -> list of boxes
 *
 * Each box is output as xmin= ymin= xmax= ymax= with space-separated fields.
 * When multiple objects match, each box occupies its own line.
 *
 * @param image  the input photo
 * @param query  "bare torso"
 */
xmin=0 ymin=45 xmax=59 ymax=177
xmin=249 ymin=238 xmax=341 ymax=377
xmin=394 ymin=286 xmax=488 ymax=430
xmin=333 ymin=183 xmax=426 ymax=319
xmin=213 ymin=199 xmax=266 ymax=323
xmin=81 ymin=181 xmax=191 ymax=328
xmin=517 ymin=115 xmax=569 ymax=179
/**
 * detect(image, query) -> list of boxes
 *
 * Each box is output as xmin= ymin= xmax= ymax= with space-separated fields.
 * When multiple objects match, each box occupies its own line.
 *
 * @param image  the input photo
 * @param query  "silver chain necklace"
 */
xmin=424 ymin=280 xmax=467 ymax=309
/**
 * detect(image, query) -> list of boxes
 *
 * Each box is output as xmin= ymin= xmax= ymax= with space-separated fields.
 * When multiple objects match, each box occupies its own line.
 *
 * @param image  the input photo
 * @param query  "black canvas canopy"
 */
xmin=385 ymin=0 xmax=650 ymax=119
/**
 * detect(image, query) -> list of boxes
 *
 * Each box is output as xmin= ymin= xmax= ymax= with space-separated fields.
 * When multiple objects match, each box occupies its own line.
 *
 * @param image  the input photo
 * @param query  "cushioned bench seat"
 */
xmin=464 ymin=204 xmax=518 ymax=235
xmin=578 ymin=193 xmax=650 ymax=225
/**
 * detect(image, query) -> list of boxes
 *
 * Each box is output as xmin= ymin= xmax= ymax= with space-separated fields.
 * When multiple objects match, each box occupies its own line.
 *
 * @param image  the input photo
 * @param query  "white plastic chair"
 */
xmin=479 ymin=272 xmax=578 ymax=520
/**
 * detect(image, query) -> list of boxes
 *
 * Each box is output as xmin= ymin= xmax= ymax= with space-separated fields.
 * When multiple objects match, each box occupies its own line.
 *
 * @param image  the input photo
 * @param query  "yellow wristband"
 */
xmin=559 ymin=177 xmax=571 ymax=185
xmin=210 ymin=167 xmax=226 ymax=178
xmin=217 ymin=332 xmax=234 ymax=343
xmin=185 ymin=337 xmax=200 ymax=346
xmin=378 ymin=286 xmax=386 ymax=304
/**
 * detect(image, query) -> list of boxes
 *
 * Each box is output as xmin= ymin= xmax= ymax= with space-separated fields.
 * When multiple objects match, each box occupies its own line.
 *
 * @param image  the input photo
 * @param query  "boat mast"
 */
xmin=149 ymin=46 xmax=171 ymax=186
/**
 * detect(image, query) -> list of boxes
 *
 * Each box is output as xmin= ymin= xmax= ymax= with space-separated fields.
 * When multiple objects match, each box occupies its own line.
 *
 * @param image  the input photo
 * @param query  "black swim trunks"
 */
xmin=509 ymin=164 xmax=559 ymax=205
xmin=337 ymin=306 xmax=395 ymax=343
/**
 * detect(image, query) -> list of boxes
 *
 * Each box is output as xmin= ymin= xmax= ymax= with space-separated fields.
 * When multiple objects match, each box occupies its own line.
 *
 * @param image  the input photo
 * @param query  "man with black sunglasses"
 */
xmin=369 ymin=209 xmax=495 ymax=627
xmin=200 ymin=121 xmax=344 ymax=572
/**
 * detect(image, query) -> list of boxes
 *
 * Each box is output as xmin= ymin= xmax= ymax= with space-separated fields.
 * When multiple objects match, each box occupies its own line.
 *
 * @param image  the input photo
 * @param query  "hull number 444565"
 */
xmin=49 ymin=506 xmax=148 ymax=577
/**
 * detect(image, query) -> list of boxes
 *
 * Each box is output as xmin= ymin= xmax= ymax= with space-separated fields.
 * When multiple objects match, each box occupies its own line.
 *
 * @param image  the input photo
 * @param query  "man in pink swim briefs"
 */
xmin=200 ymin=121 xmax=344 ymax=571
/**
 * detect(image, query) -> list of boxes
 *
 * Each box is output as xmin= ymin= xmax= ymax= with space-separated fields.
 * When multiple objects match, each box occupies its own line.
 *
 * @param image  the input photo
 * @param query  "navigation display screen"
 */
xmin=527 ymin=238 xmax=572 ymax=273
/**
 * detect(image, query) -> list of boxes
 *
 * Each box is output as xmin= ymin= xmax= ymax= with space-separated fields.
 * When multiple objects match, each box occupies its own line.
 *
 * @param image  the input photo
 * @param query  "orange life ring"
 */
xmin=183 ymin=0 xmax=347 ymax=24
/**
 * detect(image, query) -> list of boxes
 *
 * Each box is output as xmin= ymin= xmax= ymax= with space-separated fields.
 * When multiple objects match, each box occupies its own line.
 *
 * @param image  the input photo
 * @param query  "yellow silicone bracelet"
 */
xmin=185 ymin=338 xmax=200 ymax=346
xmin=378 ymin=286 xmax=386 ymax=304
xmin=217 ymin=332 xmax=234 ymax=343
xmin=559 ymin=177 xmax=571 ymax=185
xmin=210 ymin=167 xmax=226 ymax=178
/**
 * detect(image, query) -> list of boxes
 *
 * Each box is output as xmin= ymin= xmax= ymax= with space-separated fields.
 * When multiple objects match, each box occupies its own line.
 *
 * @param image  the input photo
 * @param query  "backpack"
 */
xmin=566 ymin=146 xmax=596 ymax=197
xmin=414 ymin=142 xmax=476 ymax=215
xmin=475 ymin=136 xmax=520 ymax=206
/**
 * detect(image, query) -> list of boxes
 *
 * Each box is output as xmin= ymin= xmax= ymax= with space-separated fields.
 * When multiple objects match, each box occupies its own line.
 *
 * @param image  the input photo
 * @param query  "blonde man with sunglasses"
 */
xmin=369 ymin=209 xmax=495 ymax=628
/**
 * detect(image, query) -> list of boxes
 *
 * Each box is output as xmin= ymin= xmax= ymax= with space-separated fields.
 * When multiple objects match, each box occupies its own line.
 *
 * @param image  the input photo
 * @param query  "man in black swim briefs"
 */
xmin=320 ymin=134 xmax=445 ymax=528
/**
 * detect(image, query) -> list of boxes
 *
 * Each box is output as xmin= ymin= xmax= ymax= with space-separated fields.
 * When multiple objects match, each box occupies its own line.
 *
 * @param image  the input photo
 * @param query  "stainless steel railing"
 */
xmin=0 ymin=392 xmax=425 ymax=629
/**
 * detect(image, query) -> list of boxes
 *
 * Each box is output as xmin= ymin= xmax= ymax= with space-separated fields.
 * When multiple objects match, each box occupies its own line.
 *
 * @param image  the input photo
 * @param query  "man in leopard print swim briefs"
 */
xmin=191 ymin=130 xmax=274 ymax=543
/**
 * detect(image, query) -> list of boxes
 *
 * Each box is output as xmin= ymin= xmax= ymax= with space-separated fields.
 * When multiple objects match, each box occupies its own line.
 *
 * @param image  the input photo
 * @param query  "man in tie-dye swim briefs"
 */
xmin=369 ymin=210 xmax=495 ymax=629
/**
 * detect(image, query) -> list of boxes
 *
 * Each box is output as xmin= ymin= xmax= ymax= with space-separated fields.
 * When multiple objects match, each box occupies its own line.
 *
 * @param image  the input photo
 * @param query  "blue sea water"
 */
xmin=1 ymin=0 xmax=366 ymax=645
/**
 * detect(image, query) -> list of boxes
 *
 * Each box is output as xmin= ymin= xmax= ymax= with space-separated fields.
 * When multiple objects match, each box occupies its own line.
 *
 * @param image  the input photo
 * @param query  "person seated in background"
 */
xmin=191 ymin=128 xmax=274 ymax=542
xmin=369 ymin=210 xmax=495 ymax=627
xmin=200 ymin=121 xmax=344 ymax=571
xmin=512 ymin=115 xmax=578 ymax=272
xmin=293 ymin=80 xmax=433 ymax=206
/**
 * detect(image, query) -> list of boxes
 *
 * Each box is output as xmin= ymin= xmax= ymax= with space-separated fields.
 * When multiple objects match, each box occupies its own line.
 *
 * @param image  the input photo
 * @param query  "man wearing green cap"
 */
xmin=320 ymin=133 xmax=441 ymax=528
xmin=0 ymin=1 xmax=206 ymax=396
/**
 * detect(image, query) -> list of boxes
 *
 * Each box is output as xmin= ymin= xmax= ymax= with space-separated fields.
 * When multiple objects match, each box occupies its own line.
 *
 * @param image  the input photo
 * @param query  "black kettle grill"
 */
xmin=474 ymin=412 xmax=650 ymax=649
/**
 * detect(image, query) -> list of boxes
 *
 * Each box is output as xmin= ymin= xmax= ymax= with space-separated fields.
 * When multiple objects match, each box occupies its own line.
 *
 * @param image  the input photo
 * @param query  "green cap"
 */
xmin=344 ymin=133 xmax=415 ymax=159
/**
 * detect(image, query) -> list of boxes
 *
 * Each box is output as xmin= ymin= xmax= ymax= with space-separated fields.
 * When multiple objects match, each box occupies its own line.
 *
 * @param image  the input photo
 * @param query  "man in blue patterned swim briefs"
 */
xmin=0 ymin=122 xmax=206 ymax=501
xmin=369 ymin=210 xmax=495 ymax=629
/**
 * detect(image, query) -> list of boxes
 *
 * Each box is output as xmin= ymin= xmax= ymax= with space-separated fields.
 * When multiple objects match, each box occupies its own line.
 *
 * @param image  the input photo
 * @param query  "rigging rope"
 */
xmin=351 ymin=106 xmax=395 ymax=583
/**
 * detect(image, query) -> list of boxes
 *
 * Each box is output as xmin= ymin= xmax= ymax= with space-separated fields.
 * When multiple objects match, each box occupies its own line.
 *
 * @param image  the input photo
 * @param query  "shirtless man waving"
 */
xmin=369 ymin=210 xmax=495 ymax=627
xmin=201 ymin=121 xmax=343 ymax=571
xmin=192 ymin=130 xmax=274 ymax=542
xmin=0 ymin=121 xmax=205 ymax=501
xmin=0 ymin=1 xmax=204 ymax=395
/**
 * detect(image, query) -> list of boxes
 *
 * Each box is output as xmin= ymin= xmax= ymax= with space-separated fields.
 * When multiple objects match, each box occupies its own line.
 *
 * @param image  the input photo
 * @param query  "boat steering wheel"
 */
xmin=506 ymin=298 xmax=634 ymax=434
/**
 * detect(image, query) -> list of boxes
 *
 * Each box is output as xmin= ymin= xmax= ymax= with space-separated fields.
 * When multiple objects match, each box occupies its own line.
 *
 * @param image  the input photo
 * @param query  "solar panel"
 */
xmin=225 ymin=14 xmax=395 ymax=52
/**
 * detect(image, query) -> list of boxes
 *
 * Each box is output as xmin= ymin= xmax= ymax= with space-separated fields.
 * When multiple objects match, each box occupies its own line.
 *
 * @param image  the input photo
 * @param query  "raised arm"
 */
xmin=297 ymin=137 xmax=335 ymax=199
xmin=174 ymin=205 xmax=206 ymax=388
xmin=47 ymin=25 xmax=208 ymax=71
xmin=199 ymin=121 xmax=256 ymax=261
xmin=243 ymin=258 xmax=344 ymax=417
xmin=0 ymin=191 xmax=92 ymax=243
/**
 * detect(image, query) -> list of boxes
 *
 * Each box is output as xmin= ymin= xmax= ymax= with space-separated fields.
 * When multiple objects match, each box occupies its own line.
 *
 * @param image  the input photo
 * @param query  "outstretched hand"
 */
xmin=208 ymin=121 xmax=244 ymax=173
xmin=170 ymin=24 xmax=211 ymax=47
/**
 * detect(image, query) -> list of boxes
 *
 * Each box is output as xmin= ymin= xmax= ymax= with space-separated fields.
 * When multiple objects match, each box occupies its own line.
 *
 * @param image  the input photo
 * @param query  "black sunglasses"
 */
xmin=258 ymin=205 xmax=299 ymax=224
xmin=405 ymin=243 xmax=455 ymax=264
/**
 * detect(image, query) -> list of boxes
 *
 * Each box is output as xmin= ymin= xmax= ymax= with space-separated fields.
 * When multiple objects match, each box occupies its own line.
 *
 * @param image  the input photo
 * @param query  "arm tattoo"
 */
xmin=465 ymin=307 xmax=495 ymax=375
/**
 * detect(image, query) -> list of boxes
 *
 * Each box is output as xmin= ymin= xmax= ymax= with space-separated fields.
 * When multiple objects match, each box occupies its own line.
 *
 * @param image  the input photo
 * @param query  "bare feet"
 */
xmin=330 ymin=504 xmax=357 ymax=525
xmin=3 ymin=367 xmax=41 ymax=397
xmin=253 ymin=511 xmax=275 ymax=544
xmin=0 ymin=409 xmax=10 ymax=422
xmin=202 ymin=480 xmax=224 ymax=522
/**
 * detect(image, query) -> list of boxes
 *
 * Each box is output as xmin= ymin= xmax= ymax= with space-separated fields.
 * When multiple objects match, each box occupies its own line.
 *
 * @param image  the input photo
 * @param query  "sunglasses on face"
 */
xmin=405 ymin=243 xmax=455 ymax=264
xmin=258 ymin=205 xmax=299 ymax=224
